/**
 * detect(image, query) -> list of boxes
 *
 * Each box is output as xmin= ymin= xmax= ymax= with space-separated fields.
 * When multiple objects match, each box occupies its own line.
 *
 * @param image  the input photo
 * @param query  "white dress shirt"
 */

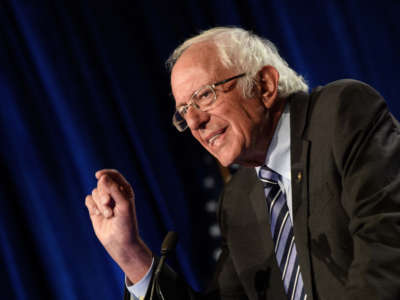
xmin=255 ymin=103 xmax=292 ymax=220
xmin=126 ymin=258 xmax=154 ymax=299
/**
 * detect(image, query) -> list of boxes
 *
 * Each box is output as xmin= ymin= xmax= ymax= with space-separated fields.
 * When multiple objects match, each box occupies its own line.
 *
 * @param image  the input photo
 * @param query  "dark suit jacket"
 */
xmin=132 ymin=80 xmax=400 ymax=300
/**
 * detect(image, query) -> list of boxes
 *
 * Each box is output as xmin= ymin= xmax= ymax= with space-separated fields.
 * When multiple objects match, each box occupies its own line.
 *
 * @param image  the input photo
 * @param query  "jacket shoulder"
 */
xmin=311 ymin=79 xmax=386 ymax=107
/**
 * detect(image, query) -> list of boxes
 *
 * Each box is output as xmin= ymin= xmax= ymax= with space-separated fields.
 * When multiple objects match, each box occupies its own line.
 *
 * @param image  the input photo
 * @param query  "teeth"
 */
xmin=209 ymin=134 xmax=222 ymax=145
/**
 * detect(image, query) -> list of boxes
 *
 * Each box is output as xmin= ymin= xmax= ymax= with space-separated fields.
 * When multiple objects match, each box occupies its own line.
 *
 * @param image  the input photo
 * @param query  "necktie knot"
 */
xmin=258 ymin=166 xmax=281 ymax=185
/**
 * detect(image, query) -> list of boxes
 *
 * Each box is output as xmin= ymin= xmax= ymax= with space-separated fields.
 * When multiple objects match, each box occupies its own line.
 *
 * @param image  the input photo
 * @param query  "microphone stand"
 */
xmin=149 ymin=231 xmax=178 ymax=300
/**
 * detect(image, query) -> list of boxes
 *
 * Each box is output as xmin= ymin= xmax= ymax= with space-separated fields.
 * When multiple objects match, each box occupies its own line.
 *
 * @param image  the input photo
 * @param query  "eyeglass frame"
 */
xmin=172 ymin=73 xmax=247 ymax=132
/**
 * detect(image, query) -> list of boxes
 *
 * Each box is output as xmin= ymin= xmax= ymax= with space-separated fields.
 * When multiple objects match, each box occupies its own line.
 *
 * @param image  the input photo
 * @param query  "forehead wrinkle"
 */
xmin=171 ymin=43 xmax=232 ymax=107
xmin=172 ymin=69 xmax=203 ymax=107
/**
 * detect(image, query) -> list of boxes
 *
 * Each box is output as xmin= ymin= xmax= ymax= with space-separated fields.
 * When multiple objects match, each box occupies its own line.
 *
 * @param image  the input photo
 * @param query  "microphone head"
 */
xmin=161 ymin=231 xmax=178 ymax=255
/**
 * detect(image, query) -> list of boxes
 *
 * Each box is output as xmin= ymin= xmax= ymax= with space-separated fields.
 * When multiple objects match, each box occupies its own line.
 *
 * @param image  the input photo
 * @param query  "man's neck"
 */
xmin=237 ymin=96 xmax=288 ymax=167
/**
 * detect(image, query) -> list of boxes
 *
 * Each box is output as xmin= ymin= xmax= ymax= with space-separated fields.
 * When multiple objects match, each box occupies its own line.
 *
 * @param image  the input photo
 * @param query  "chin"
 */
xmin=217 ymin=158 xmax=231 ymax=167
xmin=214 ymin=151 xmax=238 ymax=167
xmin=206 ymin=142 xmax=241 ymax=167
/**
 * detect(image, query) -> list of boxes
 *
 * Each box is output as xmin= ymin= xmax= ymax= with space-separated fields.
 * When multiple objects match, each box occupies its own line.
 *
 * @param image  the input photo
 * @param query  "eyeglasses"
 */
xmin=172 ymin=73 xmax=246 ymax=132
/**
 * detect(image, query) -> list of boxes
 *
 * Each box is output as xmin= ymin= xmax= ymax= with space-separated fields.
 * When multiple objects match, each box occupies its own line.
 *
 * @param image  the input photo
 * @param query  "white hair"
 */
xmin=166 ymin=27 xmax=308 ymax=98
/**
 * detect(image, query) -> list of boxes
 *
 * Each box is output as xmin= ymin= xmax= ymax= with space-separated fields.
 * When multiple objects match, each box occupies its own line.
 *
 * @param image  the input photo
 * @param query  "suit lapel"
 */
xmin=249 ymin=173 xmax=268 ymax=228
xmin=290 ymin=91 xmax=315 ymax=300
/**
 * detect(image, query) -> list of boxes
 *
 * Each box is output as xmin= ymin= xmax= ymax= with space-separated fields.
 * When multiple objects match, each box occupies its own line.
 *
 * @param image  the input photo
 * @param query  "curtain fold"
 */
xmin=1 ymin=0 xmax=399 ymax=298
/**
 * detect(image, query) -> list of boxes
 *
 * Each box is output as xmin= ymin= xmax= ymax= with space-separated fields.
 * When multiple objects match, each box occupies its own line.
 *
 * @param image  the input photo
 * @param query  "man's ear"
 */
xmin=258 ymin=66 xmax=279 ymax=109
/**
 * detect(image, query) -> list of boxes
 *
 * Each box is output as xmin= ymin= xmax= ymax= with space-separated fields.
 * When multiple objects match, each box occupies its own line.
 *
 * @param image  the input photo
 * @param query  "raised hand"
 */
xmin=85 ymin=169 xmax=152 ymax=283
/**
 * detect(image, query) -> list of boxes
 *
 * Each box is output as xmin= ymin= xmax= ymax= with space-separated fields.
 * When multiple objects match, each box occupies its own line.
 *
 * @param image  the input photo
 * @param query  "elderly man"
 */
xmin=85 ymin=27 xmax=400 ymax=300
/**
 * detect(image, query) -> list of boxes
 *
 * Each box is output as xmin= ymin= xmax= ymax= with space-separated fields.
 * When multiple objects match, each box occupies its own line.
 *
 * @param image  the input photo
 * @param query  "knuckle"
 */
xmin=85 ymin=196 xmax=95 ymax=208
xmin=101 ymin=194 xmax=109 ymax=205
xmin=100 ymin=174 xmax=111 ymax=186
xmin=111 ymin=183 xmax=123 ymax=194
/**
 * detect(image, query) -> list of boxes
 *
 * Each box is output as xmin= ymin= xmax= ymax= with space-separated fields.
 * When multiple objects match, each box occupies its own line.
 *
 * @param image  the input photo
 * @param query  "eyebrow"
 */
xmin=173 ymin=74 xmax=230 ymax=109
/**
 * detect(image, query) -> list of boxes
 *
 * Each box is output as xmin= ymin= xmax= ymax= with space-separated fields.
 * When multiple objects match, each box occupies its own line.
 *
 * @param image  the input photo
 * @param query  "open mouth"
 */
xmin=208 ymin=128 xmax=227 ymax=146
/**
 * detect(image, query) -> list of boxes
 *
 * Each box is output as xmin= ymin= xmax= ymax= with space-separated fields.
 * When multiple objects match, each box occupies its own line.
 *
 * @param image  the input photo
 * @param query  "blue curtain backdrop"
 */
xmin=1 ymin=0 xmax=399 ymax=299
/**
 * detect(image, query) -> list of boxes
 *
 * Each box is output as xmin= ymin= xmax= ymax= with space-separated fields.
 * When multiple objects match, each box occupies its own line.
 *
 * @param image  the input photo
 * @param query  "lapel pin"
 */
xmin=296 ymin=171 xmax=302 ymax=183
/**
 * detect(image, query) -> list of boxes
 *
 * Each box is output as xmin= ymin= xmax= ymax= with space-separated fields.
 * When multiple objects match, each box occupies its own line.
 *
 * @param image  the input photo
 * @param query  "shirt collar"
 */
xmin=255 ymin=103 xmax=291 ymax=180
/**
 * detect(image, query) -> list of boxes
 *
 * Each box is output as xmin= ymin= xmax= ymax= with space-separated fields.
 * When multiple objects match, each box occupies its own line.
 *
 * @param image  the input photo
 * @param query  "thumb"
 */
xmin=99 ymin=174 xmax=134 ymax=215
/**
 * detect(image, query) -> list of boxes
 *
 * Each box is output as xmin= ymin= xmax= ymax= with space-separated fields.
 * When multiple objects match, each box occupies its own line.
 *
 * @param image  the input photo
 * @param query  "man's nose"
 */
xmin=185 ymin=106 xmax=210 ymax=130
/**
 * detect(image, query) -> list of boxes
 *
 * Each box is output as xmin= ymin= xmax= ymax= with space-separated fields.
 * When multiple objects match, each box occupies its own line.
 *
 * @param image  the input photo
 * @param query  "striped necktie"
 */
xmin=258 ymin=166 xmax=307 ymax=300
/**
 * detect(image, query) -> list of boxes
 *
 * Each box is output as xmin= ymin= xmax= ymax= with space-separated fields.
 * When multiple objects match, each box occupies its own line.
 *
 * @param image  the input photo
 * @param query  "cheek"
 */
xmin=228 ymin=111 xmax=256 ymax=145
xmin=229 ymin=125 xmax=247 ymax=147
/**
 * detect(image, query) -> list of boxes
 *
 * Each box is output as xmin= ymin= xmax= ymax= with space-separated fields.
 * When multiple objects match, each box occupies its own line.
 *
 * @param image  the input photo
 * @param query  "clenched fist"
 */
xmin=85 ymin=169 xmax=152 ymax=283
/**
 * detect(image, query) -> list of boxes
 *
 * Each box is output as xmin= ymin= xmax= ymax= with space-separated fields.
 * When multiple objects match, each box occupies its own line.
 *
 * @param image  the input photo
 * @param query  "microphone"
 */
xmin=150 ymin=231 xmax=178 ymax=300
xmin=160 ymin=231 xmax=178 ymax=256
